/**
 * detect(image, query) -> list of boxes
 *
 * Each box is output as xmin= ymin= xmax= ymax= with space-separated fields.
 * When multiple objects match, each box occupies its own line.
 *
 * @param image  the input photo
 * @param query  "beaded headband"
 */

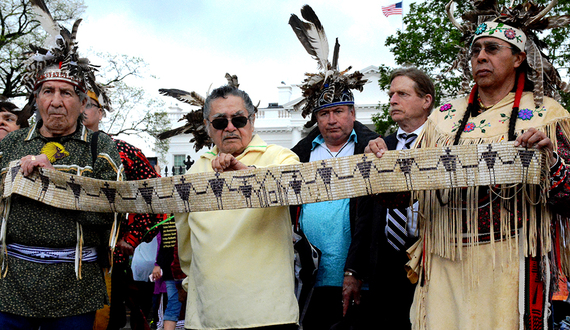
xmin=472 ymin=21 xmax=526 ymax=52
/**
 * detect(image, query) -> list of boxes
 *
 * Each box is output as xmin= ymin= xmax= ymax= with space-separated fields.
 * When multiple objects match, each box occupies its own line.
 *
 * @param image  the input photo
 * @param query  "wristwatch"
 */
xmin=344 ymin=270 xmax=356 ymax=277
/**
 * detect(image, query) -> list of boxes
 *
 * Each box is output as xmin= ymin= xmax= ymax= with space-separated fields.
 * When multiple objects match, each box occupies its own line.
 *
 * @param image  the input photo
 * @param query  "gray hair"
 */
xmin=203 ymin=85 xmax=256 ymax=119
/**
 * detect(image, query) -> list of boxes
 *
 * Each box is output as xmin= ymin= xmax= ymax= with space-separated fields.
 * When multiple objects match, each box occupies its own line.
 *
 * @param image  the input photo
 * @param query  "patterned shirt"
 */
xmin=112 ymin=139 xmax=162 ymax=264
xmin=0 ymin=120 xmax=121 ymax=318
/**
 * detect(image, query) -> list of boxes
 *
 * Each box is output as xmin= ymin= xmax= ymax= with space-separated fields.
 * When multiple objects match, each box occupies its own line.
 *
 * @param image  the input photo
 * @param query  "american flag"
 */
xmin=382 ymin=1 xmax=403 ymax=17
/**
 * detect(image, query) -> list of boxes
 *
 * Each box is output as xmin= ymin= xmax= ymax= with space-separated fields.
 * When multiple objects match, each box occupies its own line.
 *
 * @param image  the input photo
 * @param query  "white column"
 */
xmin=291 ymin=127 xmax=302 ymax=147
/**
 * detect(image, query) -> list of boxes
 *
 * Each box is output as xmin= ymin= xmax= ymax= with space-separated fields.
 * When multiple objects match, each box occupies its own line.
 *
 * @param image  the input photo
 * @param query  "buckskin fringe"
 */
xmin=412 ymin=115 xmax=568 ymax=284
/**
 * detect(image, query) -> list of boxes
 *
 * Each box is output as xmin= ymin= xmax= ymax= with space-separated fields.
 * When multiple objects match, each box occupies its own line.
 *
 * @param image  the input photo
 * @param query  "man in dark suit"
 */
xmin=349 ymin=67 xmax=435 ymax=329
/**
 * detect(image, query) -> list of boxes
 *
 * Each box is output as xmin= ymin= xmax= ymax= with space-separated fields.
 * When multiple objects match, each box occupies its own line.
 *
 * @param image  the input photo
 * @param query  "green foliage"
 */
xmin=384 ymin=0 xmax=467 ymax=101
xmin=371 ymin=105 xmax=396 ymax=136
xmin=538 ymin=0 xmax=570 ymax=109
xmin=373 ymin=0 xmax=570 ymax=132
xmin=372 ymin=64 xmax=397 ymax=135
xmin=95 ymin=53 xmax=171 ymax=160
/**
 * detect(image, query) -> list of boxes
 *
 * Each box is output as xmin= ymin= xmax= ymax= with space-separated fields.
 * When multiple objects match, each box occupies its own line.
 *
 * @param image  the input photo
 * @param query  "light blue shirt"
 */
xmin=300 ymin=130 xmax=356 ymax=287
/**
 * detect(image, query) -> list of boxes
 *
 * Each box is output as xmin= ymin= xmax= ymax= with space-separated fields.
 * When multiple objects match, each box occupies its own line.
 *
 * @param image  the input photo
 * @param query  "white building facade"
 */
xmin=160 ymin=65 xmax=384 ymax=176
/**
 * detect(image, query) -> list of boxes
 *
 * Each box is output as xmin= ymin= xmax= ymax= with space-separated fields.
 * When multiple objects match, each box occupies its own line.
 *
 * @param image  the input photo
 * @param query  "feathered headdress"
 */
xmin=289 ymin=5 xmax=367 ymax=128
xmin=156 ymin=73 xmax=241 ymax=152
xmin=447 ymin=0 xmax=570 ymax=106
xmin=20 ymin=0 xmax=103 ymax=115
xmin=87 ymin=83 xmax=112 ymax=114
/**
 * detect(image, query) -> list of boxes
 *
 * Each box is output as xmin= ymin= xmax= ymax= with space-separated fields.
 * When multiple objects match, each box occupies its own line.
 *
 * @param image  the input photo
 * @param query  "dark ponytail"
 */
xmin=453 ymin=86 xmax=479 ymax=145
xmin=507 ymin=71 xmax=526 ymax=141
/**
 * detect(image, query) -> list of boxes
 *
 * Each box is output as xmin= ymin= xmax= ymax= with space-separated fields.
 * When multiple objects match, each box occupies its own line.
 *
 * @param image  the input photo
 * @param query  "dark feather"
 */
xmin=20 ymin=94 xmax=36 ymax=124
xmin=225 ymin=73 xmax=239 ymax=88
xmin=157 ymin=125 xmax=192 ymax=140
xmin=331 ymin=38 xmax=340 ymax=70
xmin=300 ymin=5 xmax=324 ymax=31
xmin=289 ymin=5 xmax=329 ymax=70
xmin=289 ymin=15 xmax=318 ymax=58
xmin=156 ymin=109 xmax=212 ymax=152
xmin=70 ymin=19 xmax=82 ymax=46
xmin=159 ymin=88 xmax=205 ymax=107
xmin=157 ymin=89 xmax=213 ymax=151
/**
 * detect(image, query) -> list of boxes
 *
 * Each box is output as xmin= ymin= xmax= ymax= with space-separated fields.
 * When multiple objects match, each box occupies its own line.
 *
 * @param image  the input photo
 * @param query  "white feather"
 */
xmin=30 ymin=4 xmax=60 ymax=48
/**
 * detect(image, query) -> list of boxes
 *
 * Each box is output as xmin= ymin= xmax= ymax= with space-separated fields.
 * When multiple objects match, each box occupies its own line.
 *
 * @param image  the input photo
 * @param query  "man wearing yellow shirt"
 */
xmin=175 ymin=85 xmax=300 ymax=330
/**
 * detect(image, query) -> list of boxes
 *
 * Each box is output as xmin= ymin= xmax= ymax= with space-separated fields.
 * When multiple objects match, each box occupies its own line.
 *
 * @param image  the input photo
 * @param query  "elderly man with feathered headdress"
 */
xmin=0 ymin=1 xmax=122 ymax=329
xmin=366 ymin=1 xmax=570 ymax=329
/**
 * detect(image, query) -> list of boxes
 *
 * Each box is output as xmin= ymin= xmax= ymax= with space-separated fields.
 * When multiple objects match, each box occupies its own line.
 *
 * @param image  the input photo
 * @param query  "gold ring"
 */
xmin=31 ymin=156 xmax=36 ymax=161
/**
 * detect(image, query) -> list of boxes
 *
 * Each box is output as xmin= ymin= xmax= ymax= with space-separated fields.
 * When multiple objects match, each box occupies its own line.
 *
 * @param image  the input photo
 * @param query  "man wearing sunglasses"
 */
xmin=175 ymin=85 xmax=300 ymax=330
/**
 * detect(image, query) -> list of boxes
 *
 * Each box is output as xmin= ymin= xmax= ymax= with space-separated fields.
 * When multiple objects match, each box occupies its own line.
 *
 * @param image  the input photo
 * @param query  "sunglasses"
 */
xmin=470 ymin=43 xmax=514 ymax=58
xmin=208 ymin=116 xmax=250 ymax=130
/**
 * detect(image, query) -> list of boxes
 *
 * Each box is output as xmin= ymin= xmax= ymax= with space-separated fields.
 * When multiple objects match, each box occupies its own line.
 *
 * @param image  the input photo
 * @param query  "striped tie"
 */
xmin=399 ymin=132 xmax=417 ymax=149
xmin=386 ymin=132 xmax=417 ymax=251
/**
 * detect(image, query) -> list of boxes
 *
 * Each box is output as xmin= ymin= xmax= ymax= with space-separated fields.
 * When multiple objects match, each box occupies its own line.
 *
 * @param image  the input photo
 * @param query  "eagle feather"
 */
xmin=30 ymin=0 xmax=60 ymax=48
xmin=289 ymin=5 xmax=330 ymax=70
xmin=159 ymin=89 xmax=206 ymax=107
xmin=225 ymin=73 xmax=239 ymax=88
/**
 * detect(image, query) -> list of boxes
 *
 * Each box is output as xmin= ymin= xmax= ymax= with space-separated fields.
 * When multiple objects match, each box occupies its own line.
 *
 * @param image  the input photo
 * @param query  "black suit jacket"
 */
xmin=351 ymin=132 xmax=416 ymax=329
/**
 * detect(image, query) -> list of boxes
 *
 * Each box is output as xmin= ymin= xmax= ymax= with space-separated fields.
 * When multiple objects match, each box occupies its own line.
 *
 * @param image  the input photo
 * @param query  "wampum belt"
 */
xmin=1 ymin=142 xmax=546 ymax=213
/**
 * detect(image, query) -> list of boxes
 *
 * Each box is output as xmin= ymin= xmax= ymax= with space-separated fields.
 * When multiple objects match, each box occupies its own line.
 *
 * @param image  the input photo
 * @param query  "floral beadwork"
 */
xmin=452 ymin=118 xmax=491 ymax=133
xmin=475 ymin=23 xmax=487 ymax=35
xmin=439 ymin=103 xmax=456 ymax=119
xmin=498 ymin=106 xmax=547 ymax=123
xmin=473 ymin=22 xmax=523 ymax=46
xmin=518 ymin=108 xmax=533 ymax=120
xmin=504 ymin=28 xmax=517 ymax=40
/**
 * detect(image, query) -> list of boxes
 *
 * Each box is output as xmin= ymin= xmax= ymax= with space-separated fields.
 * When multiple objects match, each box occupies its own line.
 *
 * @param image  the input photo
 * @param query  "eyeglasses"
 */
xmin=470 ymin=43 xmax=514 ymax=58
xmin=208 ymin=116 xmax=250 ymax=130
xmin=86 ymin=102 xmax=100 ymax=109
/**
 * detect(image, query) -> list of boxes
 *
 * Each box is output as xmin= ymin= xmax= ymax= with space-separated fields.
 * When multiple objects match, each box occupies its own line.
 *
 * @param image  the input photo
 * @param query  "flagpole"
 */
xmin=401 ymin=1 xmax=405 ymax=32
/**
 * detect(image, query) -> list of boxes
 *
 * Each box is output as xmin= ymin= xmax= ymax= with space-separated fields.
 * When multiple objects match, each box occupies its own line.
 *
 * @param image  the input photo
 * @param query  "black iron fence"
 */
xmin=162 ymin=165 xmax=187 ymax=177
